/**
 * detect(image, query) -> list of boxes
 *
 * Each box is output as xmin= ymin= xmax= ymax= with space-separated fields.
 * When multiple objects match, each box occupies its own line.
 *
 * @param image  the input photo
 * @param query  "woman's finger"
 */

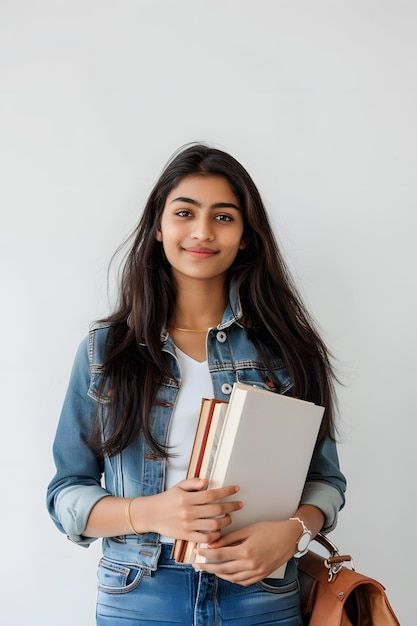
xmin=177 ymin=477 xmax=208 ymax=492
xmin=193 ymin=484 xmax=240 ymax=504
xmin=194 ymin=545 xmax=238 ymax=562
xmin=192 ymin=559 xmax=246 ymax=576
xmin=207 ymin=527 xmax=246 ymax=547
xmin=195 ymin=500 xmax=243 ymax=519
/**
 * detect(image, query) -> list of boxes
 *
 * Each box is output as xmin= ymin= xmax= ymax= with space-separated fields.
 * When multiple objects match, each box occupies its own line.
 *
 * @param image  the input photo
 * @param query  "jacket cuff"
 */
xmin=299 ymin=481 xmax=345 ymax=533
xmin=55 ymin=484 xmax=111 ymax=547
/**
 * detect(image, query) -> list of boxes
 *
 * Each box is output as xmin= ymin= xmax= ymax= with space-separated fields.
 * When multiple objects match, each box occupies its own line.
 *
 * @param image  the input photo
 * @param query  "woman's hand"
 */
xmin=132 ymin=477 xmax=243 ymax=543
xmin=192 ymin=520 xmax=301 ymax=586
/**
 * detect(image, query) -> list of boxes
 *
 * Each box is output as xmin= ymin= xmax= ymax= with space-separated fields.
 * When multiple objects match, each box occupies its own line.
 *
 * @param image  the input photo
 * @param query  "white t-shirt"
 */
xmin=159 ymin=344 xmax=214 ymax=543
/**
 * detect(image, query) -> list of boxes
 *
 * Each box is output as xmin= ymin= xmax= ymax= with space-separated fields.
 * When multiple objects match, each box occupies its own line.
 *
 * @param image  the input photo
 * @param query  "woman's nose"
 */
xmin=190 ymin=216 xmax=215 ymax=241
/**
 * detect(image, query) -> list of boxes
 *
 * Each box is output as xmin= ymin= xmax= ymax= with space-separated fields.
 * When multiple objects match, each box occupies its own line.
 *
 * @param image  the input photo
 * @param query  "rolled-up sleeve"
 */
xmin=299 ymin=435 xmax=346 ymax=533
xmin=46 ymin=335 xmax=111 ymax=547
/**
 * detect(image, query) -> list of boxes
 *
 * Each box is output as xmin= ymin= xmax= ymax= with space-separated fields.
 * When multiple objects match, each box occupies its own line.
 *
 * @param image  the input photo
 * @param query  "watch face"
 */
xmin=298 ymin=531 xmax=311 ymax=552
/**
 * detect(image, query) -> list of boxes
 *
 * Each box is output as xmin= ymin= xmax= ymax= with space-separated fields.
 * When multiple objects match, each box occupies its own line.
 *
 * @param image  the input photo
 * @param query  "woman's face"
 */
xmin=157 ymin=174 xmax=245 ymax=284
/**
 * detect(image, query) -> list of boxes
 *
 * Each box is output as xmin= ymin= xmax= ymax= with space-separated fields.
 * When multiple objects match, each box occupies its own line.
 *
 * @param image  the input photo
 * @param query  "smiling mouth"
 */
xmin=183 ymin=247 xmax=219 ymax=257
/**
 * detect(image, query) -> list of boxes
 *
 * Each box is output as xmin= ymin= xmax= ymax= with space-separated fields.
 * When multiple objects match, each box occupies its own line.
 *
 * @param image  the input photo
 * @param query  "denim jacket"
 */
xmin=47 ymin=280 xmax=346 ymax=573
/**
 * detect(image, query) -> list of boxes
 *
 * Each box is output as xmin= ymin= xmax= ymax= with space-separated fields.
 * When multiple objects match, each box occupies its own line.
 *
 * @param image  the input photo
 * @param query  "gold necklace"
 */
xmin=171 ymin=326 xmax=212 ymax=333
xmin=169 ymin=321 xmax=221 ymax=333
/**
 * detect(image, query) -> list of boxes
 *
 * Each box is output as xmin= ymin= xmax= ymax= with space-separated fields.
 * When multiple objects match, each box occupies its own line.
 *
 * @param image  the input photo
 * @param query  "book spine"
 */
xmin=172 ymin=399 xmax=220 ymax=563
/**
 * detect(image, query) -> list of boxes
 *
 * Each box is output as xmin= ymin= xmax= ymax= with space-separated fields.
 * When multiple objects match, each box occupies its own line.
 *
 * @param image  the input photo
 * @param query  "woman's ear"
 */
xmin=239 ymin=238 xmax=246 ymax=250
xmin=156 ymin=229 xmax=162 ymax=242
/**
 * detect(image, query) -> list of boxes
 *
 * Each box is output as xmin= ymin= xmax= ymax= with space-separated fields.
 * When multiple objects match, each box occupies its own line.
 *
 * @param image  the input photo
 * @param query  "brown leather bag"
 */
xmin=298 ymin=533 xmax=401 ymax=625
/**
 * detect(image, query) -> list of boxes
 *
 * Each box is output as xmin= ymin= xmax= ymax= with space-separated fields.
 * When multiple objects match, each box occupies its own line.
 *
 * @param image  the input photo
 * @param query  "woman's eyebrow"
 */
xmin=170 ymin=196 xmax=241 ymax=211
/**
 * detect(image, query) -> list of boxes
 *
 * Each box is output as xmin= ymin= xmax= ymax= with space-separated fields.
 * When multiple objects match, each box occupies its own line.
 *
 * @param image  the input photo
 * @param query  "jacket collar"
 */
xmin=217 ymin=277 xmax=243 ymax=330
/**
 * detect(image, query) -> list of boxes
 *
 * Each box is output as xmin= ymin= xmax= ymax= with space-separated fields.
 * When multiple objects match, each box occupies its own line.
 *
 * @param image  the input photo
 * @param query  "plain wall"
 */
xmin=1 ymin=1 xmax=415 ymax=624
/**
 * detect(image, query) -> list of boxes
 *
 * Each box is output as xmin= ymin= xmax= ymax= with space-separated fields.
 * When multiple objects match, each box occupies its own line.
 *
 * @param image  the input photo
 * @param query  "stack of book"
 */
xmin=171 ymin=382 xmax=324 ymax=578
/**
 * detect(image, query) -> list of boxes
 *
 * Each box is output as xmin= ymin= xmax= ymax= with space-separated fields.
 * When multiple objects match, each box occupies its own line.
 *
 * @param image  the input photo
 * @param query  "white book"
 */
xmin=194 ymin=382 xmax=324 ymax=578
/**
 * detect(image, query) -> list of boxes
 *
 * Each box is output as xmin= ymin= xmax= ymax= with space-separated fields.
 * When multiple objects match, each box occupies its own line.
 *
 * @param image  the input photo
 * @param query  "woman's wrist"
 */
xmin=125 ymin=498 xmax=141 ymax=534
xmin=129 ymin=494 xmax=155 ymax=534
xmin=82 ymin=496 xmax=143 ymax=537
xmin=291 ymin=504 xmax=325 ymax=539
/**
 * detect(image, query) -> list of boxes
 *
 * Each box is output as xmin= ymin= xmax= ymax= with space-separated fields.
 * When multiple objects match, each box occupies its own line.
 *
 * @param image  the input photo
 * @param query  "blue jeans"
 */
xmin=96 ymin=543 xmax=303 ymax=625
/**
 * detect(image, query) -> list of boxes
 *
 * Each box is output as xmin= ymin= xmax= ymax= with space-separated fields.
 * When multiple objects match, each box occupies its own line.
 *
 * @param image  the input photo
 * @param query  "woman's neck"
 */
xmin=171 ymin=276 xmax=228 ymax=329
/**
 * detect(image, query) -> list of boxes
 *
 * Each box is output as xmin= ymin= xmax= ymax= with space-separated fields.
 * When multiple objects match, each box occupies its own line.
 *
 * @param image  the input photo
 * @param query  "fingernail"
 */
xmin=234 ymin=485 xmax=240 ymax=492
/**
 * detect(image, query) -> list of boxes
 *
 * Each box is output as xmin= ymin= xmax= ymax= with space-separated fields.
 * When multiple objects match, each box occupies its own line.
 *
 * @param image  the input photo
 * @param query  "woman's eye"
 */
xmin=175 ymin=210 xmax=192 ymax=217
xmin=215 ymin=214 xmax=233 ymax=222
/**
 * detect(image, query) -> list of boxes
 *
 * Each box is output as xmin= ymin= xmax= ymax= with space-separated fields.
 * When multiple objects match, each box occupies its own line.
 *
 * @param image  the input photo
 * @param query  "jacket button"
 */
xmin=221 ymin=383 xmax=232 ymax=395
xmin=216 ymin=331 xmax=227 ymax=343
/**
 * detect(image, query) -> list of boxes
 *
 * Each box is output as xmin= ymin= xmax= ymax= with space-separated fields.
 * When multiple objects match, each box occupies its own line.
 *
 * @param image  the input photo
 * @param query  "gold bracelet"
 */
xmin=125 ymin=497 xmax=140 ymax=535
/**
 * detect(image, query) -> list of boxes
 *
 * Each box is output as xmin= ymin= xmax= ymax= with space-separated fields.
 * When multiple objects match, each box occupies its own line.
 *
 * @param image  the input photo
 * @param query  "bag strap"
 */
xmin=312 ymin=533 xmax=355 ymax=582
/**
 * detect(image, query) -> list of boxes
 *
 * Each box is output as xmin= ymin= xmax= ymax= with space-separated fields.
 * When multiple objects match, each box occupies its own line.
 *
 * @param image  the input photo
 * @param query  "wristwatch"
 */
xmin=289 ymin=517 xmax=312 ymax=558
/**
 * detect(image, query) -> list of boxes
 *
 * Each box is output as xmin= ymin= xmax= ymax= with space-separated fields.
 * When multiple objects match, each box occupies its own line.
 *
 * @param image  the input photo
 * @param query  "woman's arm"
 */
xmin=299 ymin=435 xmax=347 ymax=533
xmin=290 ymin=503 xmax=324 ymax=540
xmin=82 ymin=477 xmax=243 ymax=544
xmin=46 ymin=335 xmax=111 ymax=547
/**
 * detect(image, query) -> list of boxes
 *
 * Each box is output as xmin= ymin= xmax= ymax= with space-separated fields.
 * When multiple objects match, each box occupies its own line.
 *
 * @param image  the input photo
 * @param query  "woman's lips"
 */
xmin=183 ymin=248 xmax=218 ymax=258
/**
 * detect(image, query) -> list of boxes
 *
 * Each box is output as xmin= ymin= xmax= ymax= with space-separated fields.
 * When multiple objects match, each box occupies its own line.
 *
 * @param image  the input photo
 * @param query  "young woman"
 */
xmin=47 ymin=143 xmax=346 ymax=626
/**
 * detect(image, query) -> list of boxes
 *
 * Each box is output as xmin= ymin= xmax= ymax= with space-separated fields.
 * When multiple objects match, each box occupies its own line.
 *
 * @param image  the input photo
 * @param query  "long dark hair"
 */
xmin=90 ymin=142 xmax=341 ymax=458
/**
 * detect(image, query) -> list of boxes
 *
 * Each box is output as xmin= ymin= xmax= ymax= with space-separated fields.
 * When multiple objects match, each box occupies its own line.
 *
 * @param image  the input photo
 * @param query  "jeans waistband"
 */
xmin=102 ymin=540 xmax=298 ymax=582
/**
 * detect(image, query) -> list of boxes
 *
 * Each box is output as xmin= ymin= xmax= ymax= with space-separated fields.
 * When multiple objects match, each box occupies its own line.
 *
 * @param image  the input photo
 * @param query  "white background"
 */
xmin=1 ymin=1 xmax=415 ymax=624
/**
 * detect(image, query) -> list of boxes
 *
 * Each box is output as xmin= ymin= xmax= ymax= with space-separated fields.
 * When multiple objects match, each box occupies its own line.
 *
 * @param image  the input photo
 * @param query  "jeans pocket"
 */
xmin=255 ymin=577 xmax=299 ymax=595
xmin=97 ymin=557 xmax=145 ymax=594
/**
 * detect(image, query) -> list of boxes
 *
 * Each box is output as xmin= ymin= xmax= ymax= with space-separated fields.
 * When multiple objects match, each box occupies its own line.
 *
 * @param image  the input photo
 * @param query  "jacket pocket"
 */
xmin=236 ymin=370 xmax=293 ymax=395
xmin=97 ymin=557 xmax=147 ymax=594
xmin=87 ymin=368 xmax=112 ymax=404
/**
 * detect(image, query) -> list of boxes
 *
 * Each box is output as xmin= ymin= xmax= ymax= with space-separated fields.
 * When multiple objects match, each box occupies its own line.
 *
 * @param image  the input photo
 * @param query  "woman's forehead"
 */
xmin=165 ymin=174 xmax=240 ymax=209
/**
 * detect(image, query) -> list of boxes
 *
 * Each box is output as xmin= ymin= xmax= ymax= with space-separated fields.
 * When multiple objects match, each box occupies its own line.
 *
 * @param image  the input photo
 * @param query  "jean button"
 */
xmin=221 ymin=383 xmax=232 ymax=395
xmin=216 ymin=331 xmax=227 ymax=343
